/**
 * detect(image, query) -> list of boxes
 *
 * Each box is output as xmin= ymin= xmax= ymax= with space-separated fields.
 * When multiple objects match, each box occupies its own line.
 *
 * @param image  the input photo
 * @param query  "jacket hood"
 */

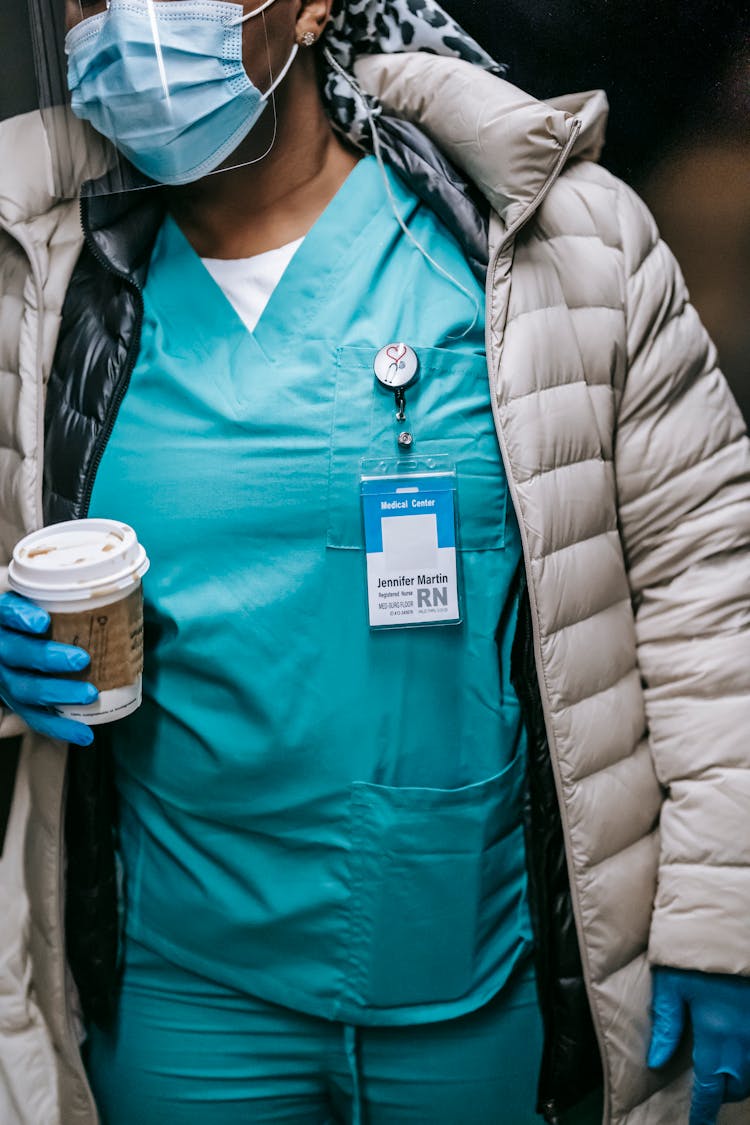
xmin=354 ymin=53 xmax=608 ymax=229
xmin=322 ymin=0 xmax=503 ymax=147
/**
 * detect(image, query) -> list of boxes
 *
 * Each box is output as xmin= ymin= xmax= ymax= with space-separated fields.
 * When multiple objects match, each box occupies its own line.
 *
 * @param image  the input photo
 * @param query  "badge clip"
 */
xmin=374 ymin=343 xmax=419 ymax=452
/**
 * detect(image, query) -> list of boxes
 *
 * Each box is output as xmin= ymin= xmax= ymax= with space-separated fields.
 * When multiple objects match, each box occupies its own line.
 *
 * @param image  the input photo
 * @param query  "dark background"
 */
xmin=0 ymin=6 xmax=37 ymax=119
xmin=444 ymin=0 xmax=748 ymax=183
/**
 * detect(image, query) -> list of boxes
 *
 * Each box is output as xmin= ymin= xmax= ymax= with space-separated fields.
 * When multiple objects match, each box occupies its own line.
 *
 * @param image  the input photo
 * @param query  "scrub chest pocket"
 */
xmin=327 ymin=346 xmax=509 ymax=552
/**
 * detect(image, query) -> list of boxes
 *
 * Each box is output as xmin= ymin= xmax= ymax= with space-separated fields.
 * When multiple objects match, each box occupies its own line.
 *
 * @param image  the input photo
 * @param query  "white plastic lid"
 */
xmin=8 ymin=519 xmax=149 ymax=602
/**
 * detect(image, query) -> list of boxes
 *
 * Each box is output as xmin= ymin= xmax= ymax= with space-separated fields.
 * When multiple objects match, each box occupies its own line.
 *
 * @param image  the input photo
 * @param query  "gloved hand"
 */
xmin=648 ymin=966 xmax=750 ymax=1125
xmin=0 ymin=591 xmax=97 ymax=746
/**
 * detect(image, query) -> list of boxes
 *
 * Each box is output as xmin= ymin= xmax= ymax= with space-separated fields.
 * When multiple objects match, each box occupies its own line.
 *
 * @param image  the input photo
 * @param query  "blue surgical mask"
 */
xmin=65 ymin=0 xmax=298 ymax=186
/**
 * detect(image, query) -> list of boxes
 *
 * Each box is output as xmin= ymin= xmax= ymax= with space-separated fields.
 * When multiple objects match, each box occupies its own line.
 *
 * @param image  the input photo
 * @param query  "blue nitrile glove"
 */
xmin=0 ymin=591 xmax=97 ymax=746
xmin=648 ymin=966 xmax=750 ymax=1125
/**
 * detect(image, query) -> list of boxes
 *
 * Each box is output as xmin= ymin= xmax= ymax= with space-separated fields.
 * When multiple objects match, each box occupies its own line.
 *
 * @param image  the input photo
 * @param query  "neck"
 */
xmin=166 ymin=63 xmax=359 ymax=260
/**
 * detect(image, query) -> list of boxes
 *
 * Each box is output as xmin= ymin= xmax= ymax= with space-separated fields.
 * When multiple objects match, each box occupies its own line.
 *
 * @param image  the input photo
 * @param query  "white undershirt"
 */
xmin=201 ymin=237 xmax=304 ymax=333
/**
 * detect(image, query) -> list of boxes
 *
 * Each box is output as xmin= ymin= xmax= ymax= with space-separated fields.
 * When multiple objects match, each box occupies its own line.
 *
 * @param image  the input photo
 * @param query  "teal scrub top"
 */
xmin=89 ymin=156 xmax=533 ymax=1026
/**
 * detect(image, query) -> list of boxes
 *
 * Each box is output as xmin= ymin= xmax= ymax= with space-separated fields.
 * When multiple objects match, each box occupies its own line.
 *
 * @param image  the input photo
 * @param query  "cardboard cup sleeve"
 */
xmin=50 ymin=586 xmax=144 ymax=692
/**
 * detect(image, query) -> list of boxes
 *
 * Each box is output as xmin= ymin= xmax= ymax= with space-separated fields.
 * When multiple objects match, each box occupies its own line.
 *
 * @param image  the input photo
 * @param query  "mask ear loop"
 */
xmin=235 ymin=0 xmax=278 ymax=22
xmin=323 ymin=48 xmax=480 ymax=342
xmin=205 ymin=9 xmax=289 ymax=175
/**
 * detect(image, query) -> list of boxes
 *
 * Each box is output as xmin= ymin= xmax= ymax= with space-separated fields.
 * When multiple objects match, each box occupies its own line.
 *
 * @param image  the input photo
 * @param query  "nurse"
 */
xmin=33 ymin=0 xmax=551 ymax=1121
xmin=1 ymin=0 xmax=748 ymax=1123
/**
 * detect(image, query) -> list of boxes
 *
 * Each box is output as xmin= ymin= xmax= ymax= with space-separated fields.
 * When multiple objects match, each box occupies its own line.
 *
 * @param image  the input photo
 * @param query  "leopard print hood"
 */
xmin=321 ymin=0 xmax=504 ymax=145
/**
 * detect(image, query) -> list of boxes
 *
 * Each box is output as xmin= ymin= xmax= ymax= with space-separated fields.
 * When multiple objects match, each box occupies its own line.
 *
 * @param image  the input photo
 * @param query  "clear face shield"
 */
xmin=28 ymin=0 xmax=298 ymax=198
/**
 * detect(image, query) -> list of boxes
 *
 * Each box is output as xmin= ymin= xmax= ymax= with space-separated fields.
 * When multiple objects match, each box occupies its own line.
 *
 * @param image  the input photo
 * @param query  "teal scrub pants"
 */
xmin=85 ymin=939 xmax=573 ymax=1125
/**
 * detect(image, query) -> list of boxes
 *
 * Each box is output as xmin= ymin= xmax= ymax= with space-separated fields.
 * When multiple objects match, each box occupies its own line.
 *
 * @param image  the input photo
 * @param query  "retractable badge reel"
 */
xmin=373 ymin=343 xmax=419 ymax=450
xmin=361 ymin=344 xmax=463 ymax=630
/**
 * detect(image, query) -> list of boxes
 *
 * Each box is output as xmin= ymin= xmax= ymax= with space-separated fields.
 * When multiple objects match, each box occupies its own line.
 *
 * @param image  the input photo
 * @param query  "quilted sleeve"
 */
xmin=614 ymin=180 xmax=750 ymax=974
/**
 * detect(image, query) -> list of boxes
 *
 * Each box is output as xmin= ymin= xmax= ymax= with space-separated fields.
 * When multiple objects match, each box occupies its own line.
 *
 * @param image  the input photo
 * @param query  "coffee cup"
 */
xmin=8 ymin=519 xmax=150 ymax=725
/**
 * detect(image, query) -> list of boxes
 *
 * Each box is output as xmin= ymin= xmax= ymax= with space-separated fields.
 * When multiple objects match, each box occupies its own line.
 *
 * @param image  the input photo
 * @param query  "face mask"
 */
xmin=65 ymin=0 xmax=298 ymax=186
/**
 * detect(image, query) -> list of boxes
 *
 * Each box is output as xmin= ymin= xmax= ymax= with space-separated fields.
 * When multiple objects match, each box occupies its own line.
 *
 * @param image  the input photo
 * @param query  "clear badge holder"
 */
xmin=360 ymin=455 xmax=463 ymax=630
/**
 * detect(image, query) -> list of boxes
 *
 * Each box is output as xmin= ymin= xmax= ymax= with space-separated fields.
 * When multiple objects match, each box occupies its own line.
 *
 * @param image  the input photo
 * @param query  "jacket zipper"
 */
xmin=77 ymin=195 xmax=145 ymax=520
xmin=501 ymin=119 xmax=582 ymax=250
xmin=482 ymin=116 xmax=611 ymax=1125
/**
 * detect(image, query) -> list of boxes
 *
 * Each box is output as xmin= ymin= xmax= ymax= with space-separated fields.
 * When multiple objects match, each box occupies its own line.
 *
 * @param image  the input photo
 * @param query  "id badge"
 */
xmin=360 ymin=456 xmax=462 ymax=629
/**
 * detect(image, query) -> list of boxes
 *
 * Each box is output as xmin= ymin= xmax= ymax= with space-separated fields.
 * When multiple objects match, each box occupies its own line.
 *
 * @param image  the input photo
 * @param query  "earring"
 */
xmin=300 ymin=30 xmax=317 ymax=47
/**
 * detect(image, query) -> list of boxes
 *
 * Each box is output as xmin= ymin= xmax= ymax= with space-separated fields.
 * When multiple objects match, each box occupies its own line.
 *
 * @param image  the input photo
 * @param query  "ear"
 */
xmin=65 ymin=0 xmax=86 ymax=29
xmin=65 ymin=0 xmax=108 ymax=29
xmin=295 ymin=0 xmax=335 ymax=46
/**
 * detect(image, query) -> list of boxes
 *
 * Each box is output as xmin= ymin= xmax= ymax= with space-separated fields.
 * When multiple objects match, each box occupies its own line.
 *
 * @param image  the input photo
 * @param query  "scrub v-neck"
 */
xmin=148 ymin=155 xmax=394 ymax=368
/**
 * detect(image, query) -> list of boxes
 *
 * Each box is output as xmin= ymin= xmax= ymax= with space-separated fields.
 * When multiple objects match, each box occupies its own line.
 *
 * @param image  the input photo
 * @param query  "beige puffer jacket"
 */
xmin=0 ymin=53 xmax=748 ymax=1125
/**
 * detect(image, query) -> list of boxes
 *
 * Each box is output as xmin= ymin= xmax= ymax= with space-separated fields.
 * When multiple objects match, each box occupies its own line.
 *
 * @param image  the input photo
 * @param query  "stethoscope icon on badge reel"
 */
xmin=373 ymin=343 xmax=420 ymax=450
